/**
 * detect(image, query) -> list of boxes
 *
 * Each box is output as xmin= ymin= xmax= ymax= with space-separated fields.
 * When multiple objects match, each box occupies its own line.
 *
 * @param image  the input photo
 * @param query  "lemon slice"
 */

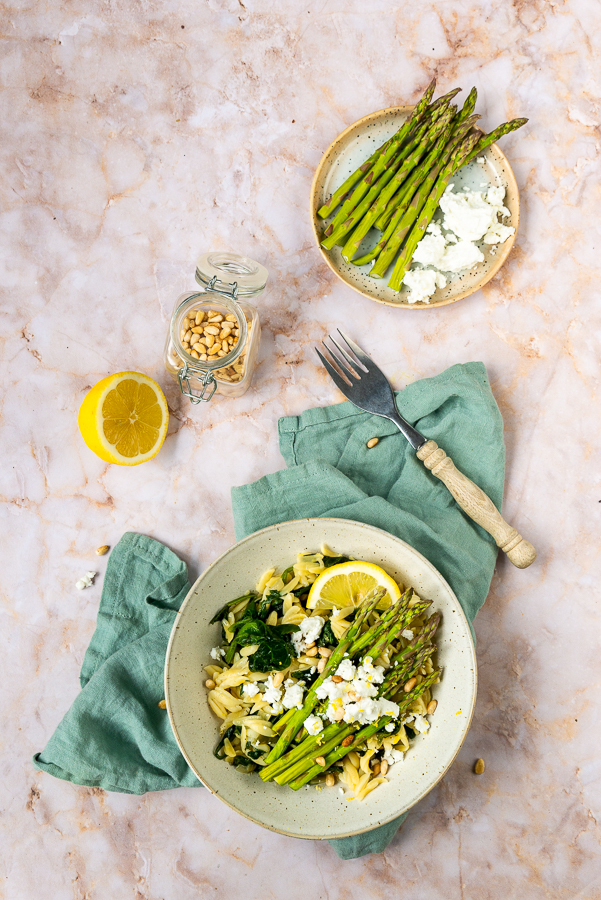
xmin=78 ymin=372 xmax=169 ymax=466
xmin=307 ymin=561 xmax=401 ymax=612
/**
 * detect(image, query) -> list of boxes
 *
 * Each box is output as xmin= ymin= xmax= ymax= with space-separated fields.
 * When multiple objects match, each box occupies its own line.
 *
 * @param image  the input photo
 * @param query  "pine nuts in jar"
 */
xmin=164 ymin=252 xmax=267 ymax=405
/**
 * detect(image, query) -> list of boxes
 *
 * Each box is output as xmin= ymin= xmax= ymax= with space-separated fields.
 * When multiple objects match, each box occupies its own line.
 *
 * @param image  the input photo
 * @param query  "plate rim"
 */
xmin=165 ymin=516 xmax=478 ymax=839
xmin=310 ymin=105 xmax=520 ymax=309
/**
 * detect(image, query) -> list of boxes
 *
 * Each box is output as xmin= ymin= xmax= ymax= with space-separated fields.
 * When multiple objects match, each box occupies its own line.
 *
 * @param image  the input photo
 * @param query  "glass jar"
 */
xmin=164 ymin=252 xmax=267 ymax=404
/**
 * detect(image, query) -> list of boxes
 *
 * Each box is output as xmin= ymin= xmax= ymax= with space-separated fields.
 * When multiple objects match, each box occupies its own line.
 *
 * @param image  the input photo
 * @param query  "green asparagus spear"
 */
xmin=323 ymin=105 xmax=457 ymax=253
xmin=367 ymin=124 xmax=477 ymax=277
xmin=287 ymin=670 xmax=441 ymax=790
xmin=319 ymin=81 xmax=436 ymax=228
xmin=263 ymin=587 xmax=386 ymax=765
xmin=322 ymin=115 xmax=432 ymax=239
xmin=387 ymin=130 xmax=481 ymax=291
xmin=464 ymin=117 xmax=528 ymax=164
xmin=316 ymin=79 xmax=436 ymax=220
xmin=340 ymin=106 xmax=456 ymax=262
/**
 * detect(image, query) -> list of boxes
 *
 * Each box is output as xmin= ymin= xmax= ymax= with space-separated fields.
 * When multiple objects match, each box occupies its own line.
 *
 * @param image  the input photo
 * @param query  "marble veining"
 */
xmin=1 ymin=0 xmax=600 ymax=897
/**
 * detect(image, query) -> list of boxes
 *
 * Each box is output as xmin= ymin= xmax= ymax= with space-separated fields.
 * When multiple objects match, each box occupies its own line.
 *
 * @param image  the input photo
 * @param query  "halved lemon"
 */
xmin=78 ymin=372 xmax=169 ymax=466
xmin=306 ymin=560 xmax=402 ymax=611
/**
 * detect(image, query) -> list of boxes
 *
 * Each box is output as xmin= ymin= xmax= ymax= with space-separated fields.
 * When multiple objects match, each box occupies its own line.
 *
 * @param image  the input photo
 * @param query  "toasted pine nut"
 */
xmin=195 ymin=311 xmax=205 ymax=325
xmin=380 ymin=759 xmax=389 ymax=776
xmin=306 ymin=646 xmax=318 ymax=657
xmin=474 ymin=758 xmax=485 ymax=775
xmin=199 ymin=353 xmax=208 ymax=361
xmin=333 ymin=707 xmax=345 ymax=721
xmin=347 ymin=690 xmax=360 ymax=702
xmin=208 ymin=314 xmax=223 ymax=322
xmin=225 ymin=314 xmax=237 ymax=322
xmin=182 ymin=317 xmax=190 ymax=331
xmin=205 ymin=679 xmax=215 ymax=690
xmin=427 ymin=699 xmax=438 ymax=715
xmin=191 ymin=325 xmax=204 ymax=334
xmin=404 ymin=677 xmax=417 ymax=692
xmin=317 ymin=658 xmax=327 ymax=673
xmin=184 ymin=329 xmax=192 ymax=342
xmin=205 ymin=334 xmax=215 ymax=348
xmin=325 ymin=773 xmax=336 ymax=787
xmin=367 ymin=437 xmax=379 ymax=448
xmin=305 ymin=641 xmax=315 ymax=649
xmin=331 ymin=675 xmax=343 ymax=683
xmin=371 ymin=762 xmax=381 ymax=776
xmin=318 ymin=647 xmax=332 ymax=658
xmin=96 ymin=545 xmax=109 ymax=555
xmin=271 ymin=671 xmax=285 ymax=688
xmin=190 ymin=349 xmax=200 ymax=359
xmin=190 ymin=333 xmax=201 ymax=345
xmin=341 ymin=735 xmax=353 ymax=747
xmin=315 ymin=756 xmax=326 ymax=767
xmin=218 ymin=350 xmax=226 ymax=357
xmin=158 ymin=699 xmax=167 ymax=709
xmin=204 ymin=325 xmax=220 ymax=335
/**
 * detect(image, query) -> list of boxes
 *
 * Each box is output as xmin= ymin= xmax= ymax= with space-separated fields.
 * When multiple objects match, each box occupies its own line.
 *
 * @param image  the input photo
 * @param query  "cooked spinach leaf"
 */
xmin=322 ymin=555 xmax=350 ymax=568
xmin=257 ymin=589 xmax=284 ymax=620
xmin=320 ymin=619 xmax=337 ymax=648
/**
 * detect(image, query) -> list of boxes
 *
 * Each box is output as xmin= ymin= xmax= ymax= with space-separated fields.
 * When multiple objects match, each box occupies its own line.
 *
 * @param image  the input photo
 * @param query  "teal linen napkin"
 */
xmin=33 ymin=362 xmax=504 ymax=859
xmin=231 ymin=361 xmax=504 ymax=858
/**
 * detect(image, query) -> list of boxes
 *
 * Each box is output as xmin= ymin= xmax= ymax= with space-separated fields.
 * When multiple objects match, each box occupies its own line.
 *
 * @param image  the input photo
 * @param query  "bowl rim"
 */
xmin=165 ymin=517 xmax=478 ymax=839
xmin=310 ymin=104 xmax=520 ymax=309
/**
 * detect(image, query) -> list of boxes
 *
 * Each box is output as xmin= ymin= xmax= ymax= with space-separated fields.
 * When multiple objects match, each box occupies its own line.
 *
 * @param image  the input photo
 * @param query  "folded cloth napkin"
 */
xmin=34 ymin=362 xmax=504 ymax=859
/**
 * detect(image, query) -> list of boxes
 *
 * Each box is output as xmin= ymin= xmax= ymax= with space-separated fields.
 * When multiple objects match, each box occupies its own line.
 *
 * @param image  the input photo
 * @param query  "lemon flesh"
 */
xmin=78 ymin=372 xmax=169 ymax=466
xmin=307 ymin=561 xmax=402 ymax=611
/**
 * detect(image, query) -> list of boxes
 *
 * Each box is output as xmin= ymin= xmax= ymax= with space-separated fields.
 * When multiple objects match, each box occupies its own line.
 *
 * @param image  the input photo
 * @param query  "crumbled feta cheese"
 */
xmin=412 ymin=223 xmax=447 ymax=267
xmin=401 ymin=629 xmax=414 ymax=641
xmin=355 ymin=657 xmax=385 ymax=685
xmin=76 ymin=571 xmax=96 ymax=590
xmin=304 ymin=714 xmax=324 ymax=735
xmin=282 ymin=681 xmax=305 ymax=710
xmin=385 ymin=722 xmax=396 ymax=732
xmin=210 ymin=646 xmax=225 ymax=660
xmin=402 ymin=268 xmax=447 ymax=304
xmin=242 ymin=682 xmax=259 ymax=698
xmin=383 ymin=747 xmax=405 ymax=767
xmin=439 ymin=240 xmax=484 ymax=272
xmin=439 ymin=183 xmax=511 ymax=242
xmin=263 ymin=675 xmax=284 ymax=713
xmin=335 ymin=658 xmax=357 ymax=681
xmin=412 ymin=713 xmax=430 ymax=734
xmin=292 ymin=616 xmax=325 ymax=655
xmin=477 ymin=156 xmax=485 ymax=164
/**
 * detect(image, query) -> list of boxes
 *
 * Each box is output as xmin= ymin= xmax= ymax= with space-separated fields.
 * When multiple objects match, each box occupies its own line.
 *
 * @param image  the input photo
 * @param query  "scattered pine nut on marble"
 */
xmin=95 ymin=545 xmax=109 ymax=556
xmin=474 ymin=758 xmax=485 ymax=774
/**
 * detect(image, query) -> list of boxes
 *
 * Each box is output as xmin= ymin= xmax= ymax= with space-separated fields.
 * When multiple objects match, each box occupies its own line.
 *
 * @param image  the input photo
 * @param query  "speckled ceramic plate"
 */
xmin=310 ymin=106 xmax=519 ymax=308
xmin=165 ymin=518 xmax=477 ymax=839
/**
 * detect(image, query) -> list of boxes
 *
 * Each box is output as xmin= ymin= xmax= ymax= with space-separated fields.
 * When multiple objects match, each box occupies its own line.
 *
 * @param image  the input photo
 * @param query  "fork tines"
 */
xmin=316 ymin=330 xmax=369 ymax=387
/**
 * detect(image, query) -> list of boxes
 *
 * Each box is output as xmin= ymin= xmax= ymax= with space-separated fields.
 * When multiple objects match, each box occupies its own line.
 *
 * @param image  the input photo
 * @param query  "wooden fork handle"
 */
xmin=416 ymin=440 xmax=536 ymax=569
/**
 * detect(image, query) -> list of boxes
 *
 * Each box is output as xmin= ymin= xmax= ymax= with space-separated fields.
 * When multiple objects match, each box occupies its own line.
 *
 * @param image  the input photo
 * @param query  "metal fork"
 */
xmin=316 ymin=331 xmax=536 ymax=569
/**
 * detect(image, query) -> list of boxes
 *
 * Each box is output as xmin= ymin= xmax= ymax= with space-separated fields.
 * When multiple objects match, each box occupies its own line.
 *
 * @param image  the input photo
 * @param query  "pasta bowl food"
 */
xmin=165 ymin=518 xmax=477 ymax=839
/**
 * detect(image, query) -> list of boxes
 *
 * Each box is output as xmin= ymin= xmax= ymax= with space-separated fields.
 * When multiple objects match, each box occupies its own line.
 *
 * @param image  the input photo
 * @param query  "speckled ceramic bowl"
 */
xmin=165 ymin=518 xmax=477 ymax=839
xmin=310 ymin=106 xmax=519 ymax=308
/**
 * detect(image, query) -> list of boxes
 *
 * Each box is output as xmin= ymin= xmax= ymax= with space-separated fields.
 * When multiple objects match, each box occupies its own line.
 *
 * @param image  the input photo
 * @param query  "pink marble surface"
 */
xmin=2 ymin=0 xmax=601 ymax=897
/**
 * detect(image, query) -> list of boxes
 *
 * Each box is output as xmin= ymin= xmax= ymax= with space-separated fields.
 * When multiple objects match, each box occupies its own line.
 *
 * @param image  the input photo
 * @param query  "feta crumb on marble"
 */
xmin=76 ymin=571 xmax=96 ymax=590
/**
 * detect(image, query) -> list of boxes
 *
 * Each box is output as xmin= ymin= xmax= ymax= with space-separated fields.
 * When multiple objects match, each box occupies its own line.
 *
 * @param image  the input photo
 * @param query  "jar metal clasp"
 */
xmin=178 ymin=363 xmax=217 ymax=404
